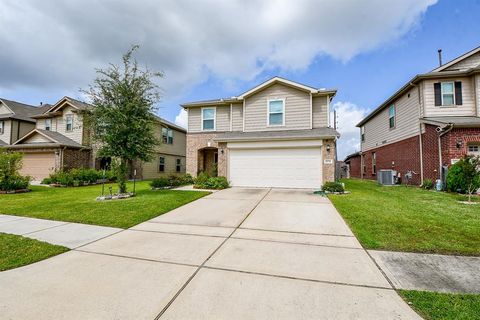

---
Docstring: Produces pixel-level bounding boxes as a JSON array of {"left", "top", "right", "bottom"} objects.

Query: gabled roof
[
  {"left": 154, "top": 115, "right": 186, "bottom": 133},
  {"left": 344, "top": 152, "right": 361, "bottom": 162},
  {"left": 431, "top": 46, "right": 480, "bottom": 72},
  {"left": 181, "top": 76, "right": 336, "bottom": 108},
  {"left": 12, "top": 129, "right": 84, "bottom": 148},
  {"left": 44, "top": 96, "right": 92, "bottom": 114},
  {"left": 0, "top": 98, "right": 47, "bottom": 122}
]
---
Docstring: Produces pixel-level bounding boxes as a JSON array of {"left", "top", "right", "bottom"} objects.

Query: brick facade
[
  {"left": 62, "top": 148, "right": 92, "bottom": 170},
  {"left": 322, "top": 139, "right": 336, "bottom": 183},
  {"left": 440, "top": 127, "right": 480, "bottom": 165},
  {"left": 186, "top": 133, "right": 227, "bottom": 177},
  {"left": 345, "top": 155, "right": 361, "bottom": 178}
]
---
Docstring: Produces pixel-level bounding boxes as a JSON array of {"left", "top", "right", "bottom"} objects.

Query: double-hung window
[
  {"left": 268, "top": 99, "right": 284, "bottom": 126},
  {"left": 45, "top": 118, "right": 52, "bottom": 131},
  {"left": 159, "top": 156, "right": 165, "bottom": 172},
  {"left": 441, "top": 82, "right": 455, "bottom": 106},
  {"left": 388, "top": 105, "right": 395, "bottom": 129},
  {"left": 176, "top": 159, "right": 181, "bottom": 172},
  {"left": 162, "top": 127, "right": 174, "bottom": 144},
  {"left": 202, "top": 108, "right": 215, "bottom": 131},
  {"left": 468, "top": 145, "right": 480, "bottom": 156},
  {"left": 0, "top": 121, "right": 4, "bottom": 134},
  {"left": 361, "top": 126, "right": 365, "bottom": 142},
  {"left": 65, "top": 115, "right": 73, "bottom": 132}
]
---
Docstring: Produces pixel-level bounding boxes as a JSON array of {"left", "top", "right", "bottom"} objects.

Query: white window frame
[
  {"left": 201, "top": 107, "right": 216, "bottom": 131},
  {"left": 65, "top": 114, "right": 74, "bottom": 132},
  {"left": 267, "top": 98, "right": 285, "bottom": 127},
  {"left": 0, "top": 120, "right": 4, "bottom": 134},
  {"left": 361, "top": 126, "right": 365, "bottom": 142},
  {"left": 388, "top": 105, "right": 395, "bottom": 129},
  {"left": 45, "top": 118, "right": 52, "bottom": 131},
  {"left": 468, "top": 144, "right": 480, "bottom": 155},
  {"left": 441, "top": 81, "right": 455, "bottom": 106}
]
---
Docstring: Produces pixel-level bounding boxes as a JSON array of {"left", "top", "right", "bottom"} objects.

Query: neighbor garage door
[
  {"left": 229, "top": 147, "right": 322, "bottom": 188},
  {"left": 20, "top": 152, "right": 56, "bottom": 181}
]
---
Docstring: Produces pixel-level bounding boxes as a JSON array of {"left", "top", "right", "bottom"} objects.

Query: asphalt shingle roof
[{"left": 214, "top": 128, "right": 340, "bottom": 142}]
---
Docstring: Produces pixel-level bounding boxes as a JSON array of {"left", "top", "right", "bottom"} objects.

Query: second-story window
[
  {"left": 202, "top": 108, "right": 215, "bottom": 131},
  {"left": 162, "top": 127, "right": 174, "bottom": 144},
  {"left": 45, "top": 118, "right": 52, "bottom": 131},
  {"left": 66, "top": 115, "right": 73, "bottom": 132},
  {"left": 361, "top": 126, "right": 365, "bottom": 142},
  {"left": 388, "top": 105, "right": 395, "bottom": 129},
  {"left": 0, "top": 121, "right": 4, "bottom": 134},
  {"left": 441, "top": 82, "right": 455, "bottom": 106},
  {"left": 268, "top": 99, "right": 284, "bottom": 126}
]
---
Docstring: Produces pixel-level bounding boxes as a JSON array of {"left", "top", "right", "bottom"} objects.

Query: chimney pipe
[
  {"left": 40, "top": 102, "right": 43, "bottom": 106},
  {"left": 438, "top": 49, "right": 443, "bottom": 67}
]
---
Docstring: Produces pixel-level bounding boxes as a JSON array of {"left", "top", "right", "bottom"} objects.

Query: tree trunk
[{"left": 117, "top": 158, "right": 128, "bottom": 194}]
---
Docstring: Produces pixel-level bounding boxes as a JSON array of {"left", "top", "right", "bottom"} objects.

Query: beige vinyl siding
[
  {"left": 141, "top": 154, "right": 186, "bottom": 179},
  {"left": 231, "top": 103, "right": 243, "bottom": 131},
  {"left": 39, "top": 106, "right": 84, "bottom": 144},
  {"left": 362, "top": 88, "right": 420, "bottom": 151},
  {"left": 152, "top": 122, "right": 186, "bottom": 157},
  {"left": 10, "top": 120, "right": 35, "bottom": 143},
  {"left": 0, "top": 120, "right": 12, "bottom": 144},
  {"left": 36, "top": 118, "right": 57, "bottom": 131},
  {"left": 445, "top": 52, "right": 480, "bottom": 71},
  {"left": 216, "top": 106, "right": 230, "bottom": 131},
  {"left": 423, "top": 77, "right": 476, "bottom": 117},
  {"left": 0, "top": 103, "right": 13, "bottom": 114},
  {"left": 312, "top": 96, "right": 328, "bottom": 128},
  {"left": 476, "top": 74, "right": 480, "bottom": 117},
  {"left": 187, "top": 108, "right": 202, "bottom": 133},
  {"left": 24, "top": 133, "right": 52, "bottom": 143},
  {"left": 244, "top": 83, "right": 310, "bottom": 132}
]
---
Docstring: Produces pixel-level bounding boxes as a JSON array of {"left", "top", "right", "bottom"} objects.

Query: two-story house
[
  {"left": 182, "top": 77, "right": 339, "bottom": 188},
  {"left": 353, "top": 46, "right": 480, "bottom": 185},
  {"left": 7, "top": 96, "right": 186, "bottom": 180},
  {"left": 0, "top": 98, "right": 48, "bottom": 146}
]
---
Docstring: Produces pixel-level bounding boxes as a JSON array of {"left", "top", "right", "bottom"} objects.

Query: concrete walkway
[
  {"left": 0, "top": 188, "right": 420, "bottom": 319},
  {"left": 370, "top": 250, "right": 480, "bottom": 294},
  {"left": 0, "top": 214, "right": 121, "bottom": 249}
]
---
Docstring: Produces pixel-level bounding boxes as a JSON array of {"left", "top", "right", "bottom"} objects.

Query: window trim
[
  {"left": 65, "top": 114, "right": 74, "bottom": 132},
  {"left": 440, "top": 81, "right": 455, "bottom": 107},
  {"left": 176, "top": 158, "right": 181, "bottom": 172},
  {"left": 267, "top": 98, "right": 285, "bottom": 127},
  {"left": 201, "top": 107, "right": 216, "bottom": 131},
  {"left": 167, "top": 128, "right": 173, "bottom": 144},
  {"left": 361, "top": 126, "right": 365, "bottom": 142},
  {"left": 0, "top": 120, "right": 4, "bottom": 134},
  {"left": 468, "top": 144, "right": 480, "bottom": 155},
  {"left": 45, "top": 118, "right": 52, "bottom": 131},
  {"left": 158, "top": 156, "right": 165, "bottom": 172},
  {"left": 372, "top": 152, "right": 376, "bottom": 175},
  {"left": 388, "top": 105, "right": 396, "bottom": 129}
]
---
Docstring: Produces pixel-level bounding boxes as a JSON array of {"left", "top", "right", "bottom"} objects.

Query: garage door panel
[
  {"left": 20, "top": 153, "right": 56, "bottom": 181},
  {"left": 229, "top": 148, "right": 322, "bottom": 189}
]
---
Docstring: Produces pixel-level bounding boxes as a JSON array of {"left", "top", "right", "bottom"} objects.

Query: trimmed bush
[
  {"left": 150, "top": 174, "right": 196, "bottom": 189},
  {"left": 42, "top": 168, "right": 114, "bottom": 186},
  {"left": 421, "top": 179, "right": 434, "bottom": 190},
  {"left": 446, "top": 156, "right": 480, "bottom": 195},
  {"left": 0, "top": 150, "right": 30, "bottom": 191},
  {"left": 194, "top": 176, "right": 229, "bottom": 190},
  {"left": 322, "top": 182, "right": 344, "bottom": 193},
  {"left": 150, "top": 177, "right": 170, "bottom": 188}
]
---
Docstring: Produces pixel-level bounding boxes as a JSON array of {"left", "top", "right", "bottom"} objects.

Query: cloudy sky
[{"left": 1, "top": 0, "right": 479, "bottom": 159}]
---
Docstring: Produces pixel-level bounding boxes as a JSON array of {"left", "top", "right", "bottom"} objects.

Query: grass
[
  {"left": 399, "top": 290, "right": 480, "bottom": 320},
  {"left": 0, "top": 233, "right": 68, "bottom": 271},
  {"left": 328, "top": 179, "right": 480, "bottom": 255},
  {"left": 0, "top": 181, "right": 209, "bottom": 228}
]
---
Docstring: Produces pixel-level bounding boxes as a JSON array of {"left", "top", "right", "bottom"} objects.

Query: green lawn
[
  {"left": 399, "top": 290, "right": 480, "bottom": 320},
  {"left": 0, "top": 181, "right": 209, "bottom": 228},
  {"left": 0, "top": 233, "right": 68, "bottom": 271},
  {"left": 328, "top": 179, "right": 480, "bottom": 255}
]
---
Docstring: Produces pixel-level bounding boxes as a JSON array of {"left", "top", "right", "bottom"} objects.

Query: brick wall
[
  {"left": 322, "top": 139, "right": 336, "bottom": 183},
  {"left": 62, "top": 148, "right": 92, "bottom": 170},
  {"left": 346, "top": 155, "right": 361, "bottom": 178},
  {"left": 186, "top": 133, "right": 227, "bottom": 177},
  {"left": 441, "top": 127, "right": 480, "bottom": 165},
  {"left": 362, "top": 135, "right": 422, "bottom": 185}
]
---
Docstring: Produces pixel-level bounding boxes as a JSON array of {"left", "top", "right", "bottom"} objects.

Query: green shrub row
[
  {"left": 194, "top": 172, "right": 229, "bottom": 190},
  {"left": 321, "top": 181, "right": 344, "bottom": 193},
  {"left": 150, "top": 174, "right": 195, "bottom": 189},
  {"left": 0, "top": 150, "right": 30, "bottom": 191},
  {"left": 42, "top": 168, "right": 116, "bottom": 186}
]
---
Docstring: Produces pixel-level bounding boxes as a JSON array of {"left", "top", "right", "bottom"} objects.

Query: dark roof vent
[{"left": 438, "top": 49, "right": 443, "bottom": 67}]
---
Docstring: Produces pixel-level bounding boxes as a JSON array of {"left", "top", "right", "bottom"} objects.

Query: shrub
[
  {"left": 0, "top": 150, "right": 30, "bottom": 191},
  {"left": 150, "top": 177, "right": 170, "bottom": 188},
  {"left": 194, "top": 176, "right": 229, "bottom": 190},
  {"left": 150, "top": 174, "right": 196, "bottom": 189},
  {"left": 44, "top": 168, "right": 114, "bottom": 186},
  {"left": 421, "top": 179, "right": 434, "bottom": 190},
  {"left": 321, "top": 182, "right": 344, "bottom": 193},
  {"left": 446, "top": 156, "right": 480, "bottom": 200}
]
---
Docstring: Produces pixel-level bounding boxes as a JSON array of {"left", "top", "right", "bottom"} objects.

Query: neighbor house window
[
  {"left": 361, "top": 126, "right": 365, "bottom": 142},
  {"left": 0, "top": 121, "right": 4, "bottom": 134},
  {"left": 441, "top": 82, "right": 455, "bottom": 106},
  {"left": 468, "top": 145, "right": 480, "bottom": 156},
  {"left": 388, "top": 105, "right": 395, "bottom": 129},
  {"left": 361, "top": 154, "right": 366, "bottom": 177},
  {"left": 268, "top": 99, "right": 284, "bottom": 126},
  {"left": 66, "top": 115, "right": 73, "bottom": 131},
  {"left": 167, "top": 128, "right": 173, "bottom": 144},
  {"left": 202, "top": 107, "right": 216, "bottom": 131},
  {"left": 176, "top": 158, "right": 181, "bottom": 172},
  {"left": 45, "top": 118, "right": 52, "bottom": 131},
  {"left": 372, "top": 152, "right": 376, "bottom": 175},
  {"left": 159, "top": 156, "right": 165, "bottom": 172}
]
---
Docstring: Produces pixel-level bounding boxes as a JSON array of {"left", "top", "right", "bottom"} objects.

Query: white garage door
[
  {"left": 229, "top": 147, "right": 322, "bottom": 188},
  {"left": 20, "top": 153, "right": 56, "bottom": 181}
]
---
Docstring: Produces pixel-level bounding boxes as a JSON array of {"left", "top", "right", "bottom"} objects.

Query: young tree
[
  {"left": 446, "top": 155, "right": 480, "bottom": 202},
  {"left": 84, "top": 46, "right": 163, "bottom": 193}
]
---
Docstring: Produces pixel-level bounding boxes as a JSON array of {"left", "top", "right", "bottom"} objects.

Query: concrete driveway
[{"left": 0, "top": 188, "right": 420, "bottom": 319}]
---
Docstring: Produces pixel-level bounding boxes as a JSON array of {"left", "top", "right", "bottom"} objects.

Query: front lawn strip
[
  {"left": 0, "top": 233, "right": 69, "bottom": 271},
  {"left": 328, "top": 179, "right": 480, "bottom": 255},
  {"left": 399, "top": 290, "right": 480, "bottom": 320},
  {"left": 0, "top": 181, "right": 210, "bottom": 229}
]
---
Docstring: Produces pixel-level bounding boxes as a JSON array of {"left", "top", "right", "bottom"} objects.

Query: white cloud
[
  {"left": 332, "top": 101, "right": 369, "bottom": 160},
  {"left": 0, "top": 0, "right": 437, "bottom": 101},
  {"left": 175, "top": 109, "right": 188, "bottom": 128}
]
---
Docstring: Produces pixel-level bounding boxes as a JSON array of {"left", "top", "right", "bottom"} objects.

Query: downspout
[
  {"left": 419, "top": 123, "right": 424, "bottom": 185},
  {"left": 437, "top": 123, "right": 454, "bottom": 183}
]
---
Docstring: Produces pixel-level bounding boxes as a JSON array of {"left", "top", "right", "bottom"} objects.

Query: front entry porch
[{"left": 197, "top": 147, "right": 218, "bottom": 176}]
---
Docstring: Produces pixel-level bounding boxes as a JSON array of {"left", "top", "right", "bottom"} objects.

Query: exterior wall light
[
  {"left": 326, "top": 144, "right": 331, "bottom": 152},
  {"left": 456, "top": 139, "right": 463, "bottom": 149}
]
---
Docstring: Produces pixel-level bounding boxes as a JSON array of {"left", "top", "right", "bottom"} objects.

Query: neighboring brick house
[
  {"left": 182, "top": 77, "right": 340, "bottom": 188},
  {"left": 344, "top": 152, "right": 361, "bottom": 179},
  {"left": 4, "top": 96, "right": 186, "bottom": 180},
  {"left": 352, "top": 46, "right": 480, "bottom": 185}
]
